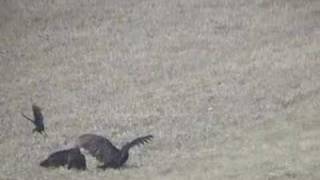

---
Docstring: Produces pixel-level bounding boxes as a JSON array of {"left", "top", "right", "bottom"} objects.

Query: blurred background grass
[{"left": 0, "top": 0, "right": 320, "bottom": 179}]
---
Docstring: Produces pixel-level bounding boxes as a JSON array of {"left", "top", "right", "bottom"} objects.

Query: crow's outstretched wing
[
  {"left": 21, "top": 113, "right": 35, "bottom": 125},
  {"left": 77, "top": 134, "right": 119, "bottom": 162}
]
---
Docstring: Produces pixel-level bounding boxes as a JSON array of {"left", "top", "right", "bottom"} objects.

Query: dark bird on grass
[
  {"left": 77, "top": 134, "right": 153, "bottom": 169},
  {"left": 21, "top": 104, "right": 47, "bottom": 136},
  {"left": 40, "top": 147, "right": 87, "bottom": 170}
]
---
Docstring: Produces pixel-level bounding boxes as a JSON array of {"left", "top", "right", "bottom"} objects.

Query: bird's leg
[
  {"left": 67, "top": 162, "right": 73, "bottom": 169},
  {"left": 32, "top": 128, "right": 37, "bottom": 133},
  {"left": 38, "top": 130, "right": 48, "bottom": 137},
  {"left": 97, "top": 163, "right": 110, "bottom": 169},
  {"left": 42, "top": 131, "right": 48, "bottom": 137}
]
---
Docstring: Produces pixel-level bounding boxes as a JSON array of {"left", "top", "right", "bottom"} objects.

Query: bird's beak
[{"left": 40, "top": 159, "right": 50, "bottom": 167}]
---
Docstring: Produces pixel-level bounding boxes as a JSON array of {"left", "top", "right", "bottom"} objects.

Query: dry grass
[{"left": 1, "top": 0, "right": 320, "bottom": 179}]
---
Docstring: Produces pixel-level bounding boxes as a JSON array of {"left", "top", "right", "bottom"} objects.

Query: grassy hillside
[{"left": 1, "top": 0, "right": 320, "bottom": 179}]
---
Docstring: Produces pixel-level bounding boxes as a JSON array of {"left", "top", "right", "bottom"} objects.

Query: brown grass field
[{"left": 1, "top": 0, "right": 320, "bottom": 179}]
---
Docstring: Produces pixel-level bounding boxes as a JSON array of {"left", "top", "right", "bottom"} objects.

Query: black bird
[
  {"left": 22, "top": 104, "right": 47, "bottom": 136},
  {"left": 77, "top": 134, "right": 153, "bottom": 169},
  {"left": 40, "top": 147, "right": 87, "bottom": 170}
]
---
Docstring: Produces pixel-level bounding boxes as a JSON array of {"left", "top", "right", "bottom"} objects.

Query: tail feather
[{"left": 121, "top": 135, "right": 153, "bottom": 153}]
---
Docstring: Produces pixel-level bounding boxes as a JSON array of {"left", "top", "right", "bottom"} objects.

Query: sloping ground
[{"left": 0, "top": 0, "right": 320, "bottom": 179}]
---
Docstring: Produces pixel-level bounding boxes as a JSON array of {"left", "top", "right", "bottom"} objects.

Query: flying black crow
[
  {"left": 22, "top": 104, "right": 47, "bottom": 136},
  {"left": 77, "top": 134, "right": 153, "bottom": 169}
]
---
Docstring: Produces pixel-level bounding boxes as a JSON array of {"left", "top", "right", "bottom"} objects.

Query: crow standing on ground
[
  {"left": 40, "top": 147, "right": 87, "bottom": 170},
  {"left": 77, "top": 134, "right": 153, "bottom": 169},
  {"left": 21, "top": 104, "right": 47, "bottom": 136}
]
